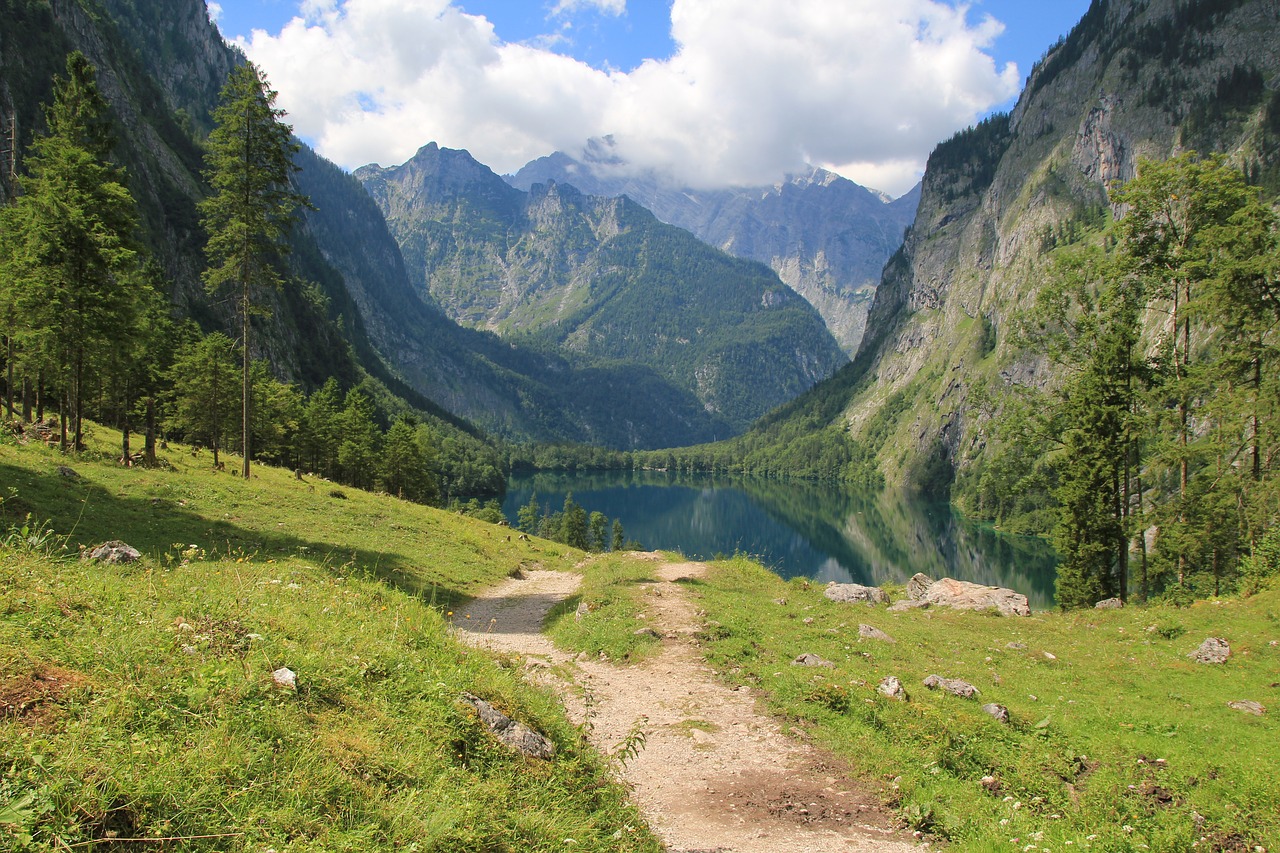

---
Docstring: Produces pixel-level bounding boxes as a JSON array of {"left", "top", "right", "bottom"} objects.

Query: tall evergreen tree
[
  {"left": 168, "top": 333, "right": 239, "bottom": 468},
  {"left": 1, "top": 52, "right": 142, "bottom": 450},
  {"left": 200, "top": 62, "right": 306, "bottom": 478}
]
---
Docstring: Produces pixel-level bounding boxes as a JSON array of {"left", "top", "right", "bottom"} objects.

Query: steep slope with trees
[
  {"left": 358, "top": 144, "right": 848, "bottom": 432},
  {"left": 509, "top": 146, "right": 920, "bottom": 355}
]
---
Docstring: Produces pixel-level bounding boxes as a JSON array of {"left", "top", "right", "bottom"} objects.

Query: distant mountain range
[
  {"left": 355, "top": 143, "right": 848, "bottom": 434},
  {"left": 507, "top": 141, "right": 920, "bottom": 354}
]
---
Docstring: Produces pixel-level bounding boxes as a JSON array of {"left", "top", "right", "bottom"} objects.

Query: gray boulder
[
  {"left": 1190, "top": 637, "right": 1230, "bottom": 664},
  {"left": 824, "top": 583, "right": 889, "bottom": 605},
  {"left": 923, "top": 674, "right": 980, "bottom": 699},
  {"left": 1227, "top": 700, "right": 1265, "bottom": 716},
  {"left": 858, "top": 624, "right": 895, "bottom": 643},
  {"left": 877, "top": 676, "right": 908, "bottom": 700},
  {"left": 460, "top": 693, "right": 555, "bottom": 759},
  {"left": 84, "top": 540, "right": 141, "bottom": 564},
  {"left": 791, "top": 653, "right": 835, "bottom": 668},
  {"left": 888, "top": 599, "right": 929, "bottom": 612},
  {"left": 920, "top": 577, "right": 1030, "bottom": 617},
  {"left": 1095, "top": 597, "right": 1124, "bottom": 610},
  {"left": 981, "top": 703, "right": 1010, "bottom": 724},
  {"left": 907, "top": 573, "right": 934, "bottom": 600}
]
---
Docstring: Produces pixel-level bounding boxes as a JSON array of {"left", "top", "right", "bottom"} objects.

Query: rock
[
  {"left": 271, "top": 667, "right": 297, "bottom": 689},
  {"left": 1006, "top": 642, "right": 1027, "bottom": 650},
  {"left": 633, "top": 627, "right": 661, "bottom": 639},
  {"left": 980, "top": 774, "right": 1000, "bottom": 791},
  {"left": 84, "top": 540, "right": 141, "bottom": 564},
  {"left": 791, "top": 653, "right": 835, "bottom": 668},
  {"left": 981, "top": 703, "right": 1010, "bottom": 724},
  {"left": 823, "top": 583, "right": 889, "bottom": 605},
  {"left": 888, "top": 599, "right": 929, "bottom": 612},
  {"left": 922, "top": 674, "right": 980, "bottom": 698},
  {"left": 460, "top": 692, "right": 555, "bottom": 760},
  {"left": 56, "top": 465, "right": 80, "bottom": 479},
  {"left": 920, "top": 577, "right": 1030, "bottom": 617},
  {"left": 877, "top": 676, "right": 908, "bottom": 700},
  {"left": 1227, "top": 700, "right": 1265, "bottom": 716},
  {"left": 858, "top": 624, "right": 895, "bottom": 643},
  {"left": 1190, "top": 637, "right": 1230, "bottom": 664},
  {"left": 907, "top": 572, "right": 934, "bottom": 600},
  {"left": 574, "top": 602, "right": 590, "bottom": 622},
  {"left": 1095, "top": 597, "right": 1124, "bottom": 609}
]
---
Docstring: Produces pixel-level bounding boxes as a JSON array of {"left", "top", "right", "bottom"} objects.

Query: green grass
[
  {"left": 690, "top": 557, "right": 1280, "bottom": 851},
  {"left": 544, "top": 553, "right": 663, "bottom": 663},
  {"left": 0, "top": 428, "right": 660, "bottom": 852}
]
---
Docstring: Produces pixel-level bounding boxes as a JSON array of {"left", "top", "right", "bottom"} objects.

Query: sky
[{"left": 208, "top": 0, "right": 1092, "bottom": 197}]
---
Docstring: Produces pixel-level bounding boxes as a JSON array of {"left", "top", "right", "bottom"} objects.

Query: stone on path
[
  {"left": 823, "top": 583, "right": 889, "bottom": 605},
  {"left": 922, "top": 674, "right": 980, "bottom": 699},
  {"left": 1189, "top": 637, "right": 1231, "bottom": 664},
  {"left": 460, "top": 692, "right": 555, "bottom": 759}
]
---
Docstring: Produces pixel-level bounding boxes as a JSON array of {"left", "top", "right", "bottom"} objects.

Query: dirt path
[{"left": 456, "top": 556, "right": 919, "bottom": 853}]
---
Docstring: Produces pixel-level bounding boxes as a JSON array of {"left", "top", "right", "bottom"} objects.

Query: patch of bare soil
[
  {"left": 0, "top": 666, "right": 86, "bottom": 725},
  {"left": 456, "top": 557, "right": 919, "bottom": 853}
]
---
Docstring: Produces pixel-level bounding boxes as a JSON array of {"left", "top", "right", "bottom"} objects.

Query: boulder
[
  {"left": 907, "top": 572, "right": 934, "bottom": 600},
  {"left": 981, "top": 703, "right": 1010, "bottom": 724},
  {"left": 922, "top": 674, "right": 980, "bottom": 699},
  {"left": 1095, "top": 597, "right": 1124, "bottom": 609},
  {"left": 460, "top": 692, "right": 555, "bottom": 759},
  {"left": 1227, "top": 700, "right": 1265, "bottom": 716},
  {"left": 823, "top": 583, "right": 889, "bottom": 605},
  {"left": 1189, "top": 637, "right": 1230, "bottom": 664},
  {"left": 888, "top": 599, "right": 929, "bottom": 612},
  {"left": 858, "top": 624, "right": 895, "bottom": 644},
  {"left": 271, "top": 667, "right": 297, "bottom": 689},
  {"left": 791, "top": 653, "right": 835, "bottom": 668},
  {"left": 877, "top": 676, "right": 908, "bottom": 701},
  {"left": 920, "top": 577, "right": 1030, "bottom": 617},
  {"left": 84, "top": 540, "right": 141, "bottom": 564}
]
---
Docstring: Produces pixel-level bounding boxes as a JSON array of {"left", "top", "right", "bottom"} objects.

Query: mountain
[
  {"left": 740, "top": 0, "right": 1280, "bottom": 490},
  {"left": 356, "top": 144, "right": 848, "bottom": 432},
  {"left": 507, "top": 143, "right": 921, "bottom": 355},
  {"left": 0, "top": 0, "right": 756, "bottom": 450}
]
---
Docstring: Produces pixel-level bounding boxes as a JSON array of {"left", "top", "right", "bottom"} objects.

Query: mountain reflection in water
[{"left": 503, "top": 470, "right": 1057, "bottom": 609}]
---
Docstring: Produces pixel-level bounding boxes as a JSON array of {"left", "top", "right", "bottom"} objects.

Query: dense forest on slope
[{"left": 357, "top": 144, "right": 847, "bottom": 433}]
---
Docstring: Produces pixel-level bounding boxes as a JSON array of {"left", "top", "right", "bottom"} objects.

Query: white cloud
[
  {"left": 551, "top": 0, "right": 626, "bottom": 17},
  {"left": 239, "top": 0, "right": 1019, "bottom": 196},
  {"left": 207, "top": 1, "right": 222, "bottom": 21}
]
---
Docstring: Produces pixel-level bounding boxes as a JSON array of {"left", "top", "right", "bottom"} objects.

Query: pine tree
[
  {"left": 337, "top": 388, "right": 381, "bottom": 490},
  {"left": 200, "top": 62, "right": 307, "bottom": 478},
  {"left": 1, "top": 52, "right": 142, "bottom": 450},
  {"left": 168, "top": 333, "right": 240, "bottom": 467}
]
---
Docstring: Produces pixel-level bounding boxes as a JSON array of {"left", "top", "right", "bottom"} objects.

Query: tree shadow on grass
[{"left": 0, "top": 460, "right": 476, "bottom": 607}]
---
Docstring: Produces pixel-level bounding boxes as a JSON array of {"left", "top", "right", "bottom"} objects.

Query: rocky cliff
[
  {"left": 847, "top": 0, "right": 1280, "bottom": 487},
  {"left": 508, "top": 145, "right": 920, "bottom": 355}
]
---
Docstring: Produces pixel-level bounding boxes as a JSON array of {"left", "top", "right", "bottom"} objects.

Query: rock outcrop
[
  {"left": 919, "top": 577, "right": 1030, "bottom": 617},
  {"left": 824, "top": 583, "right": 890, "bottom": 605}
]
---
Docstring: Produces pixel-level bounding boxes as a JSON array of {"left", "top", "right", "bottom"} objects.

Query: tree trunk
[
  {"left": 144, "top": 397, "right": 157, "bottom": 465},
  {"left": 4, "top": 334, "right": 13, "bottom": 419},
  {"left": 22, "top": 374, "right": 32, "bottom": 422}
]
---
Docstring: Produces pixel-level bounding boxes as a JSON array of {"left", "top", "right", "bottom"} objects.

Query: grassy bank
[
  {"left": 1, "top": 430, "right": 659, "bottom": 851},
  {"left": 558, "top": 554, "right": 1279, "bottom": 851}
]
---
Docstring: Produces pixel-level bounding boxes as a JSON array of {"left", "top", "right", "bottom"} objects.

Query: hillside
[
  {"left": 357, "top": 144, "right": 848, "bottom": 432},
  {"left": 508, "top": 145, "right": 921, "bottom": 355}
]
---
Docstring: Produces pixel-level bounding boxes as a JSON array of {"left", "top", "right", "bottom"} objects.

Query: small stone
[
  {"left": 460, "top": 692, "right": 555, "bottom": 759},
  {"left": 791, "top": 653, "right": 835, "bottom": 668},
  {"left": 858, "top": 624, "right": 895, "bottom": 643},
  {"left": 877, "top": 676, "right": 908, "bottom": 700},
  {"left": 272, "top": 667, "right": 297, "bottom": 689},
  {"left": 574, "top": 602, "right": 590, "bottom": 622},
  {"left": 1006, "top": 642, "right": 1027, "bottom": 650},
  {"left": 1190, "top": 637, "right": 1230, "bottom": 664},
  {"left": 982, "top": 703, "right": 1011, "bottom": 724},
  {"left": 980, "top": 774, "right": 1000, "bottom": 791},
  {"left": 1095, "top": 597, "right": 1124, "bottom": 609},
  {"left": 802, "top": 617, "right": 814, "bottom": 625},
  {"left": 1227, "top": 700, "right": 1265, "bottom": 716},
  {"left": 56, "top": 465, "right": 80, "bottom": 479},
  {"left": 84, "top": 540, "right": 142, "bottom": 564},
  {"left": 922, "top": 674, "right": 980, "bottom": 698},
  {"left": 773, "top": 598, "right": 788, "bottom": 606},
  {"left": 1043, "top": 651, "right": 1057, "bottom": 660},
  {"left": 633, "top": 627, "right": 661, "bottom": 639}
]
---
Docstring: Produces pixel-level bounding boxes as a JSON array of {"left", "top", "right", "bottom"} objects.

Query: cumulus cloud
[
  {"left": 238, "top": 0, "right": 1019, "bottom": 196},
  {"left": 551, "top": 0, "right": 626, "bottom": 16}
]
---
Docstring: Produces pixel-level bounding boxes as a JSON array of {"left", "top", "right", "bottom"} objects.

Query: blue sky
[{"left": 209, "top": 0, "right": 1092, "bottom": 195}]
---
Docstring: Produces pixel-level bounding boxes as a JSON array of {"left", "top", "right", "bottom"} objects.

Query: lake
[{"left": 502, "top": 470, "right": 1059, "bottom": 609}]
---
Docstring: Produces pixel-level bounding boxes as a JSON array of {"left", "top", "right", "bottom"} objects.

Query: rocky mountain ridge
[{"left": 508, "top": 143, "right": 920, "bottom": 354}]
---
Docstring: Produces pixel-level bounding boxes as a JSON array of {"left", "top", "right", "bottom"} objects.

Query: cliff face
[
  {"left": 359, "top": 143, "right": 849, "bottom": 432},
  {"left": 848, "top": 0, "right": 1280, "bottom": 486},
  {"left": 509, "top": 148, "right": 920, "bottom": 355}
]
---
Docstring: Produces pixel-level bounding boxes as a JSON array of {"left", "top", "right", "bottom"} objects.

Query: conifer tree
[
  {"left": 200, "top": 62, "right": 306, "bottom": 478},
  {"left": 168, "top": 333, "right": 239, "bottom": 468}
]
